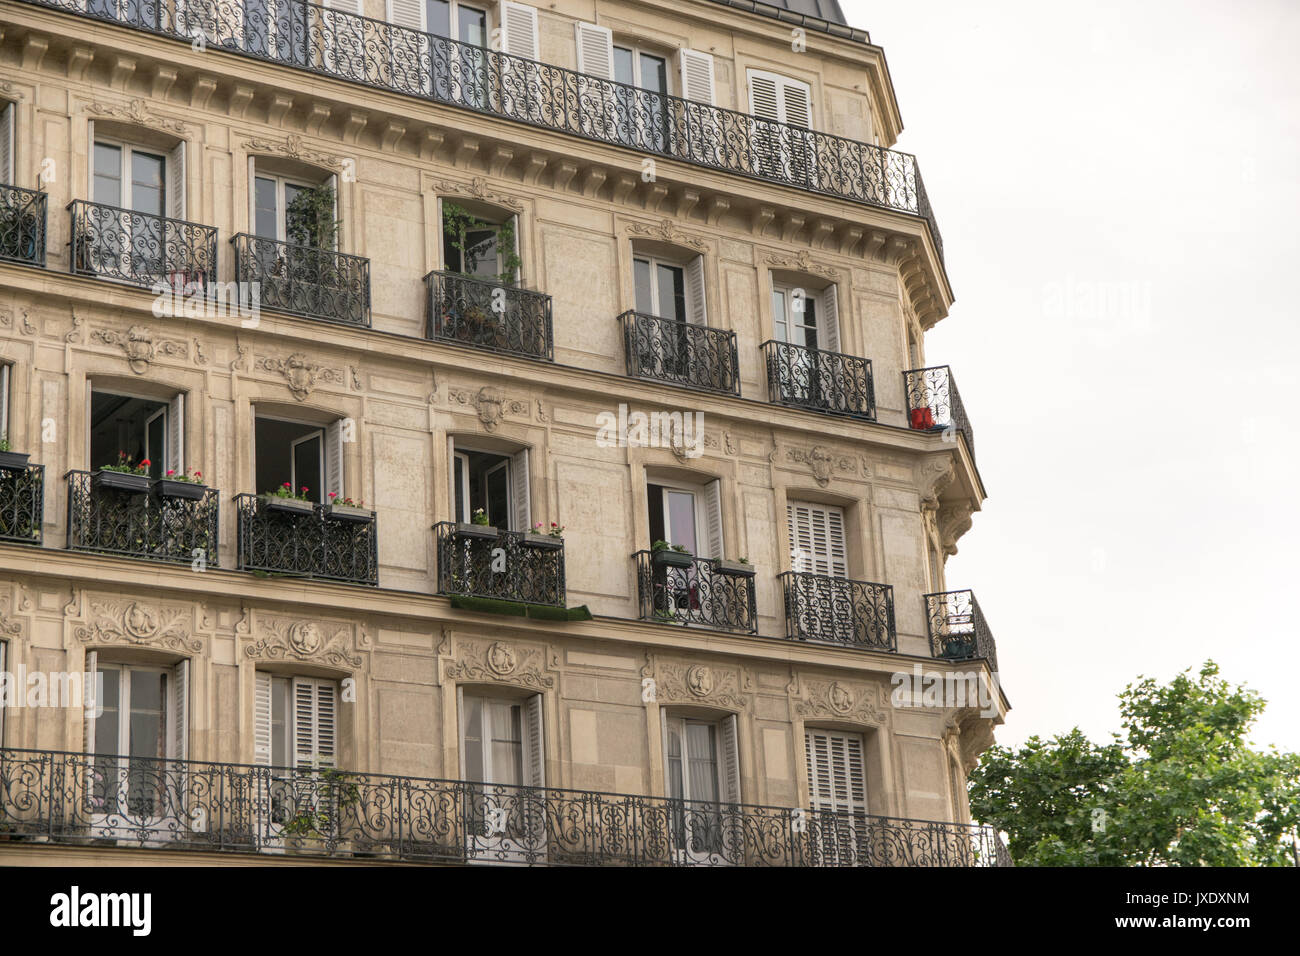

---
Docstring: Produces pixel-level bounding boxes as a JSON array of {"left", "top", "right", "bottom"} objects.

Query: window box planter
[
  {"left": 456, "top": 522, "right": 499, "bottom": 541},
  {"left": 715, "top": 559, "right": 756, "bottom": 577},
  {"left": 909, "top": 407, "right": 936, "bottom": 430},
  {"left": 0, "top": 451, "right": 31, "bottom": 469},
  {"left": 652, "top": 548, "right": 694, "bottom": 570},
  {"left": 523, "top": 533, "right": 564, "bottom": 551},
  {"left": 325, "top": 504, "right": 374, "bottom": 524},
  {"left": 263, "top": 495, "right": 316, "bottom": 516},
  {"left": 93, "top": 470, "right": 150, "bottom": 494},
  {"left": 942, "top": 638, "right": 973, "bottom": 658},
  {"left": 156, "top": 479, "right": 208, "bottom": 501}
]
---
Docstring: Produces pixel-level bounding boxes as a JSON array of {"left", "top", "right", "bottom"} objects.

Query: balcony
[
  {"left": 433, "top": 522, "right": 565, "bottom": 608},
  {"left": 619, "top": 311, "right": 740, "bottom": 396},
  {"left": 779, "top": 571, "right": 897, "bottom": 651},
  {"left": 0, "top": 183, "right": 47, "bottom": 267},
  {"left": 763, "top": 340, "right": 876, "bottom": 420},
  {"left": 65, "top": 470, "right": 219, "bottom": 566},
  {"left": 904, "top": 365, "right": 975, "bottom": 459},
  {"left": 633, "top": 551, "right": 758, "bottom": 634},
  {"left": 68, "top": 199, "right": 217, "bottom": 290},
  {"left": 11, "top": 0, "right": 943, "bottom": 261},
  {"left": 231, "top": 233, "right": 370, "bottom": 327},
  {"left": 925, "top": 589, "right": 998, "bottom": 674},
  {"left": 424, "top": 270, "right": 553, "bottom": 361},
  {"left": 0, "top": 748, "right": 1010, "bottom": 866},
  {"left": 235, "top": 494, "right": 377, "bottom": 585},
  {"left": 0, "top": 459, "right": 44, "bottom": 544}
]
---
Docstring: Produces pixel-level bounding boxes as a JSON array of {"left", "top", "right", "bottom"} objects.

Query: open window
[
  {"left": 804, "top": 727, "right": 868, "bottom": 865},
  {"left": 747, "top": 69, "right": 816, "bottom": 185},
  {"left": 89, "top": 387, "right": 185, "bottom": 480},
  {"left": 772, "top": 281, "right": 839, "bottom": 353},
  {"left": 647, "top": 476, "right": 722, "bottom": 559},
  {"left": 459, "top": 688, "right": 545, "bottom": 862},
  {"left": 254, "top": 672, "right": 339, "bottom": 845},
  {"left": 662, "top": 711, "right": 740, "bottom": 864},
  {"left": 254, "top": 413, "right": 345, "bottom": 504},
  {"left": 449, "top": 440, "right": 529, "bottom": 531},
  {"left": 440, "top": 198, "right": 520, "bottom": 285},
  {"left": 250, "top": 162, "right": 337, "bottom": 250}
]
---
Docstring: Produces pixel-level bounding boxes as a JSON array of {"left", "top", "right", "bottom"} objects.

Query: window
[
  {"left": 633, "top": 252, "right": 705, "bottom": 324},
  {"left": 0, "top": 363, "right": 10, "bottom": 443},
  {"left": 426, "top": 0, "right": 488, "bottom": 43},
  {"left": 663, "top": 712, "right": 740, "bottom": 862},
  {"left": 84, "top": 133, "right": 184, "bottom": 281},
  {"left": 450, "top": 441, "right": 530, "bottom": 531},
  {"left": 804, "top": 728, "right": 867, "bottom": 864},
  {"left": 89, "top": 389, "right": 184, "bottom": 481},
  {"left": 251, "top": 168, "right": 334, "bottom": 248},
  {"left": 747, "top": 69, "right": 815, "bottom": 184},
  {"left": 254, "top": 414, "right": 344, "bottom": 504},
  {"left": 0, "top": 640, "right": 6, "bottom": 747},
  {"left": 254, "top": 674, "right": 337, "bottom": 769},
  {"left": 647, "top": 477, "right": 722, "bottom": 558},
  {"left": 459, "top": 689, "right": 545, "bottom": 861},
  {"left": 1, "top": 100, "right": 14, "bottom": 184},
  {"left": 441, "top": 202, "right": 518, "bottom": 282},
  {"left": 772, "top": 283, "right": 839, "bottom": 352},
  {"left": 787, "top": 500, "right": 846, "bottom": 577}
]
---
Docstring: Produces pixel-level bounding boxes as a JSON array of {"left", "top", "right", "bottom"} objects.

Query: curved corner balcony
[
  {"left": 925, "top": 589, "right": 998, "bottom": 674},
  {"left": 15, "top": 0, "right": 944, "bottom": 262}
]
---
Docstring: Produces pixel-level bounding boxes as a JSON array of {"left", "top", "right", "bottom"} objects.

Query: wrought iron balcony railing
[
  {"left": 763, "top": 340, "right": 876, "bottom": 420},
  {"left": 0, "top": 748, "right": 1010, "bottom": 866},
  {"left": 68, "top": 199, "right": 217, "bottom": 290},
  {"left": 433, "top": 521, "right": 565, "bottom": 607},
  {"left": 11, "top": 0, "right": 943, "bottom": 262},
  {"left": 619, "top": 311, "right": 740, "bottom": 396},
  {"left": 235, "top": 494, "right": 378, "bottom": 585},
  {"left": 779, "top": 571, "right": 897, "bottom": 651},
  {"left": 904, "top": 365, "right": 974, "bottom": 459},
  {"left": 633, "top": 550, "right": 758, "bottom": 634},
  {"left": 0, "top": 460, "right": 44, "bottom": 544},
  {"left": 925, "top": 589, "right": 998, "bottom": 674},
  {"left": 0, "top": 183, "right": 47, "bottom": 267},
  {"left": 230, "top": 233, "right": 370, "bottom": 327},
  {"left": 65, "top": 470, "right": 219, "bottom": 566},
  {"left": 424, "top": 270, "right": 553, "bottom": 361}
]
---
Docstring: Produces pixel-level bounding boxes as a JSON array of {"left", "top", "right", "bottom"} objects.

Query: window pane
[
  {"left": 666, "top": 724, "right": 684, "bottom": 800},
  {"left": 93, "top": 143, "right": 122, "bottom": 207},
  {"left": 488, "top": 701, "right": 523, "bottom": 786},
  {"left": 613, "top": 47, "right": 634, "bottom": 86},
  {"left": 640, "top": 53, "right": 667, "bottom": 94},
  {"left": 485, "top": 461, "right": 509, "bottom": 529},
  {"left": 665, "top": 490, "right": 697, "bottom": 553},
  {"left": 458, "top": 5, "right": 486, "bottom": 46},
  {"left": 271, "top": 677, "right": 288, "bottom": 767},
  {"left": 685, "top": 722, "right": 719, "bottom": 803},
  {"left": 130, "top": 151, "right": 165, "bottom": 217},
  {"left": 254, "top": 177, "right": 278, "bottom": 239},
  {"left": 453, "top": 455, "right": 466, "bottom": 523},
  {"left": 427, "top": 0, "right": 450, "bottom": 37},
  {"left": 129, "top": 670, "right": 166, "bottom": 760},
  {"left": 657, "top": 264, "right": 685, "bottom": 321},
  {"left": 465, "top": 228, "right": 499, "bottom": 278},
  {"left": 772, "top": 290, "right": 788, "bottom": 342},
  {"left": 634, "top": 258, "right": 653, "bottom": 314},
  {"left": 463, "top": 696, "right": 484, "bottom": 782},
  {"left": 146, "top": 412, "right": 165, "bottom": 480},
  {"left": 96, "top": 667, "right": 121, "bottom": 755},
  {"left": 293, "top": 435, "right": 322, "bottom": 503}
]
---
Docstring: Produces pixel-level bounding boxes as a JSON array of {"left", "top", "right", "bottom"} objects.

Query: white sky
[{"left": 841, "top": 0, "right": 1300, "bottom": 752}]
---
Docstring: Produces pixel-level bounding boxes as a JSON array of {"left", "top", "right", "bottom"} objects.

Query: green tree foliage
[{"left": 969, "top": 662, "right": 1300, "bottom": 866}]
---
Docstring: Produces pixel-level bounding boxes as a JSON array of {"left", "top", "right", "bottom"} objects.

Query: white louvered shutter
[
  {"left": 819, "top": 285, "right": 840, "bottom": 353},
  {"left": 0, "top": 641, "right": 6, "bottom": 746},
  {"left": 703, "top": 478, "right": 724, "bottom": 559},
  {"left": 787, "top": 501, "right": 847, "bottom": 577},
  {"left": 387, "top": 0, "right": 423, "bottom": 29},
  {"left": 523, "top": 693, "right": 544, "bottom": 787},
  {"left": 166, "top": 140, "right": 186, "bottom": 221},
  {"left": 83, "top": 650, "right": 98, "bottom": 755},
  {"left": 804, "top": 729, "right": 866, "bottom": 814},
  {"left": 679, "top": 49, "right": 716, "bottom": 105},
  {"left": 254, "top": 672, "right": 273, "bottom": 766},
  {"left": 685, "top": 254, "right": 707, "bottom": 326},
  {"left": 325, "top": 418, "right": 344, "bottom": 501},
  {"left": 169, "top": 659, "right": 189, "bottom": 761},
  {"left": 0, "top": 364, "right": 10, "bottom": 441},
  {"left": 324, "top": 0, "right": 362, "bottom": 10},
  {"left": 748, "top": 72, "right": 780, "bottom": 122},
  {"left": 575, "top": 21, "right": 613, "bottom": 78},
  {"left": 167, "top": 392, "right": 185, "bottom": 475},
  {"left": 86, "top": 120, "right": 95, "bottom": 195},
  {"left": 782, "top": 80, "right": 812, "bottom": 129},
  {"left": 447, "top": 436, "right": 459, "bottom": 521},
  {"left": 293, "top": 677, "right": 337, "bottom": 769},
  {"left": 720, "top": 714, "right": 740, "bottom": 804},
  {"left": 501, "top": 2, "right": 540, "bottom": 60},
  {"left": 456, "top": 685, "right": 466, "bottom": 778},
  {"left": 0, "top": 102, "right": 14, "bottom": 184},
  {"left": 510, "top": 448, "right": 530, "bottom": 532}
]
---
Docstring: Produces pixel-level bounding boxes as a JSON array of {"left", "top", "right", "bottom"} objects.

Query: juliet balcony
[
  {"left": 231, "top": 233, "right": 371, "bottom": 327},
  {"left": 620, "top": 311, "right": 741, "bottom": 396},
  {"left": 904, "top": 365, "right": 975, "bottom": 459},
  {"left": 925, "top": 589, "right": 999, "bottom": 674},
  {"left": 0, "top": 183, "right": 47, "bottom": 267},
  {"left": 433, "top": 521, "right": 566, "bottom": 608},
  {"left": 778, "top": 571, "right": 897, "bottom": 651},
  {"left": 633, "top": 550, "right": 758, "bottom": 634},
  {"left": 763, "top": 340, "right": 876, "bottom": 420},
  {"left": 0, "top": 748, "right": 1011, "bottom": 866},
  {"left": 68, "top": 199, "right": 217, "bottom": 290},
  {"left": 11, "top": 0, "right": 943, "bottom": 262},
  {"left": 235, "top": 494, "right": 378, "bottom": 585},
  {"left": 65, "top": 470, "right": 219, "bottom": 566},
  {"left": 425, "top": 270, "right": 554, "bottom": 361},
  {"left": 0, "top": 456, "right": 44, "bottom": 545}
]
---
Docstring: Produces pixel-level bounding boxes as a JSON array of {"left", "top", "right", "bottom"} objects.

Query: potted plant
[
  {"left": 524, "top": 521, "right": 564, "bottom": 550},
  {"left": 909, "top": 406, "right": 936, "bottom": 430},
  {"left": 157, "top": 467, "right": 208, "bottom": 501},
  {"left": 716, "top": 556, "right": 756, "bottom": 577},
  {"left": 456, "top": 507, "right": 499, "bottom": 540},
  {"left": 94, "top": 452, "right": 151, "bottom": 493},
  {"left": 651, "top": 539, "right": 694, "bottom": 569},
  {"left": 942, "top": 636, "right": 972, "bottom": 659},
  {"left": 0, "top": 437, "right": 30, "bottom": 470},
  {"left": 262, "top": 482, "right": 316, "bottom": 515},
  {"left": 325, "top": 492, "right": 373, "bottom": 523}
]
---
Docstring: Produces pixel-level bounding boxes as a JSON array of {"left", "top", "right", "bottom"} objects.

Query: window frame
[{"left": 91, "top": 136, "right": 167, "bottom": 215}]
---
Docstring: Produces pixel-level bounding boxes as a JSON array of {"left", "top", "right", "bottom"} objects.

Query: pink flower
[{"left": 166, "top": 470, "right": 175, "bottom": 477}]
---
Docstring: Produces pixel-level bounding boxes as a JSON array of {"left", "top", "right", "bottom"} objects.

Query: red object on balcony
[{"left": 910, "top": 407, "right": 935, "bottom": 430}]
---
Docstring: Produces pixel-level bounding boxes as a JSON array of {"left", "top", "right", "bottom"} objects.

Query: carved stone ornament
[
  {"left": 259, "top": 352, "right": 344, "bottom": 401},
  {"left": 783, "top": 444, "right": 836, "bottom": 487},
  {"left": 919, "top": 455, "right": 956, "bottom": 510},
  {"left": 686, "top": 664, "right": 714, "bottom": 698},
  {"left": 764, "top": 249, "right": 838, "bottom": 280},
  {"left": 74, "top": 601, "right": 203, "bottom": 652},
  {"left": 447, "top": 640, "right": 554, "bottom": 689},
  {"left": 245, "top": 133, "right": 345, "bottom": 169},
  {"left": 244, "top": 616, "right": 361, "bottom": 668},
  {"left": 446, "top": 385, "right": 514, "bottom": 431},
  {"left": 938, "top": 501, "right": 976, "bottom": 556},
  {"left": 432, "top": 176, "right": 524, "bottom": 211},
  {"left": 796, "top": 678, "right": 883, "bottom": 725},
  {"left": 652, "top": 660, "right": 746, "bottom": 709},
  {"left": 93, "top": 325, "right": 185, "bottom": 374},
  {"left": 627, "top": 217, "right": 707, "bottom": 252},
  {"left": 88, "top": 98, "right": 188, "bottom": 135}
]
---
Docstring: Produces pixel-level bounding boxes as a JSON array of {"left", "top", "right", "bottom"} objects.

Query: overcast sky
[{"left": 841, "top": 0, "right": 1300, "bottom": 752}]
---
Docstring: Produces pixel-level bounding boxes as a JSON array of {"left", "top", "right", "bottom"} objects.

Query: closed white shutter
[
  {"left": 748, "top": 72, "right": 781, "bottom": 122},
  {"left": 523, "top": 693, "right": 544, "bottom": 787},
  {"left": 166, "top": 140, "right": 186, "bottom": 221},
  {"left": 253, "top": 672, "right": 273, "bottom": 766},
  {"left": 0, "top": 364, "right": 10, "bottom": 441},
  {"left": 819, "top": 285, "right": 840, "bottom": 353},
  {"left": 292, "top": 677, "right": 337, "bottom": 769},
  {"left": 679, "top": 49, "right": 716, "bottom": 105},
  {"left": 0, "top": 101, "right": 14, "bottom": 184},
  {"left": 787, "top": 501, "right": 847, "bottom": 577},
  {"left": 703, "top": 478, "right": 724, "bottom": 559},
  {"left": 720, "top": 713, "right": 740, "bottom": 804},
  {"left": 510, "top": 448, "right": 530, "bottom": 532},
  {"left": 575, "top": 22, "right": 614, "bottom": 78},
  {"left": 87, "top": 120, "right": 95, "bottom": 195},
  {"left": 169, "top": 659, "right": 189, "bottom": 761},
  {"left": 387, "top": 0, "right": 423, "bottom": 29},
  {"left": 167, "top": 392, "right": 185, "bottom": 475},
  {"left": 83, "top": 650, "right": 99, "bottom": 755},
  {"left": 500, "top": 1, "right": 540, "bottom": 60},
  {"left": 804, "top": 729, "right": 866, "bottom": 814},
  {"left": 325, "top": 418, "right": 344, "bottom": 501},
  {"left": 324, "top": 0, "right": 362, "bottom": 10},
  {"left": 782, "top": 80, "right": 812, "bottom": 129},
  {"left": 685, "top": 254, "right": 707, "bottom": 326}
]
